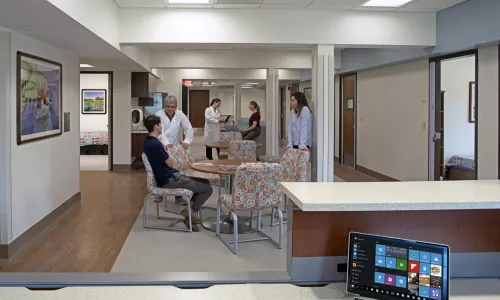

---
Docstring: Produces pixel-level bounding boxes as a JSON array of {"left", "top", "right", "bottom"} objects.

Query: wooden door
[
  {"left": 188, "top": 90, "right": 209, "bottom": 128},
  {"left": 439, "top": 91, "right": 445, "bottom": 177},
  {"left": 342, "top": 75, "right": 356, "bottom": 168}
]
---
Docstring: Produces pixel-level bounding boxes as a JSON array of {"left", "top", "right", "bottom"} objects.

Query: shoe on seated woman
[
  {"left": 183, "top": 218, "right": 200, "bottom": 232},
  {"left": 180, "top": 208, "right": 202, "bottom": 224}
]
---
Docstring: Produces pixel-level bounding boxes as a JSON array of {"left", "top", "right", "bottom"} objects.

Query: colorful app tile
[
  {"left": 386, "top": 257, "right": 396, "bottom": 269},
  {"left": 431, "top": 253, "right": 442, "bottom": 265},
  {"left": 430, "top": 287, "right": 442, "bottom": 300},
  {"left": 420, "top": 251, "right": 430, "bottom": 263},
  {"left": 408, "top": 272, "right": 419, "bottom": 285},
  {"left": 431, "top": 264, "right": 442, "bottom": 277},
  {"left": 376, "top": 244, "right": 387, "bottom": 256},
  {"left": 396, "top": 258, "right": 407, "bottom": 271},
  {"left": 375, "top": 255, "right": 386, "bottom": 267},
  {"left": 409, "top": 249, "right": 419, "bottom": 261},
  {"left": 409, "top": 261, "right": 420, "bottom": 273},
  {"left": 419, "top": 286, "right": 430, "bottom": 298},
  {"left": 408, "top": 284, "right": 419, "bottom": 296},
  {"left": 420, "top": 263, "right": 431, "bottom": 275},
  {"left": 430, "top": 276, "right": 442, "bottom": 288},
  {"left": 419, "top": 274, "right": 430, "bottom": 286},
  {"left": 385, "top": 274, "right": 396, "bottom": 286},
  {"left": 396, "top": 275, "right": 407, "bottom": 288},
  {"left": 374, "top": 272, "right": 385, "bottom": 284},
  {"left": 386, "top": 246, "right": 408, "bottom": 259}
]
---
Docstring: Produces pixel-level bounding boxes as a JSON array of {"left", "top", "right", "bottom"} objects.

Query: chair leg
[
  {"left": 270, "top": 207, "right": 275, "bottom": 227},
  {"left": 143, "top": 194, "right": 149, "bottom": 228},
  {"left": 186, "top": 196, "right": 193, "bottom": 233},
  {"left": 249, "top": 211, "right": 253, "bottom": 228},
  {"left": 156, "top": 197, "right": 160, "bottom": 219},
  {"left": 144, "top": 194, "right": 193, "bottom": 232},
  {"left": 216, "top": 197, "right": 222, "bottom": 236},
  {"left": 257, "top": 210, "right": 262, "bottom": 232},
  {"left": 231, "top": 210, "right": 239, "bottom": 254},
  {"left": 278, "top": 208, "right": 284, "bottom": 249}
]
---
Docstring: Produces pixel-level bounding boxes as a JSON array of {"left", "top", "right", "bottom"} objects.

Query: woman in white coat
[{"left": 204, "top": 98, "right": 222, "bottom": 160}]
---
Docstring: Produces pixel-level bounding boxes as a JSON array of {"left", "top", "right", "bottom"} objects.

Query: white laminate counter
[
  {"left": 280, "top": 180, "right": 500, "bottom": 212},
  {"left": 1, "top": 279, "right": 499, "bottom": 300}
]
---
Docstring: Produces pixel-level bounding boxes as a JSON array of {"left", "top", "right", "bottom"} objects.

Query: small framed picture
[
  {"left": 82, "top": 89, "right": 107, "bottom": 114},
  {"left": 347, "top": 98, "right": 354, "bottom": 110}
]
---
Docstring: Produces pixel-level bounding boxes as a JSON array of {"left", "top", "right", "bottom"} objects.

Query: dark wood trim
[
  {"left": 81, "top": 89, "right": 107, "bottom": 115},
  {"left": 292, "top": 209, "right": 500, "bottom": 257},
  {"left": 80, "top": 71, "right": 114, "bottom": 171},
  {"left": 429, "top": 49, "right": 478, "bottom": 63},
  {"left": 0, "top": 192, "right": 80, "bottom": 260},
  {"left": 334, "top": 156, "right": 340, "bottom": 163},
  {"left": 355, "top": 164, "right": 398, "bottom": 181},
  {"left": 16, "top": 51, "right": 63, "bottom": 145},
  {"left": 112, "top": 164, "right": 132, "bottom": 171},
  {"left": 474, "top": 52, "right": 479, "bottom": 180},
  {"left": 338, "top": 73, "right": 358, "bottom": 168},
  {"left": 498, "top": 45, "right": 500, "bottom": 180}
]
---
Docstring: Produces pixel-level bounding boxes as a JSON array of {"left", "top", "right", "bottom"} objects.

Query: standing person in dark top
[
  {"left": 143, "top": 115, "right": 213, "bottom": 232},
  {"left": 241, "top": 101, "right": 261, "bottom": 140}
]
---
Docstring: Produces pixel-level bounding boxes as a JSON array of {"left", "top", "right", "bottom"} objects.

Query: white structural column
[
  {"left": 233, "top": 84, "right": 242, "bottom": 122},
  {"left": 266, "top": 69, "right": 280, "bottom": 156},
  {"left": 311, "top": 45, "right": 335, "bottom": 182}
]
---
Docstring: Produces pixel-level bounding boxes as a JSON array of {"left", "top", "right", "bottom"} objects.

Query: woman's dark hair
[
  {"left": 250, "top": 101, "right": 260, "bottom": 113},
  {"left": 291, "top": 92, "right": 311, "bottom": 116},
  {"left": 144, "top": 115, "right": 161, "bottom": 133},
  {"left": 210, "top": 98, "right": 221, "bottom": 106}
]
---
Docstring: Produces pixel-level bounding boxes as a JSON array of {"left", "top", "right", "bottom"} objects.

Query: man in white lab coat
[{"left": 155, "top": 95, "right": 194, "bottom": 204}]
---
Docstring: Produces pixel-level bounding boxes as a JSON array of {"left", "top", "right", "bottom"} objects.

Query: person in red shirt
[{"left": 241, "top": 101, "right": 261, "bottom": 140}]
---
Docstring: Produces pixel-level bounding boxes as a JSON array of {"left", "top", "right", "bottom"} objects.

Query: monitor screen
[{"left": 346, "top": 232, "right": 449, "bottom": 300}]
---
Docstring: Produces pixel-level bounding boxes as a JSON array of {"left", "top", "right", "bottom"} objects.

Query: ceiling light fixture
[
  {"left": 168, "top": 0, "right": 210, "bottom": 3},
  {"left": 362, "top": 0, "right": 413, "bottom": 7},
  {"left": 80, "top": 64, "right": 94, "bottom": 68},
  {"left": 246, "top": 82, "right": 259, "bottom": 85}
]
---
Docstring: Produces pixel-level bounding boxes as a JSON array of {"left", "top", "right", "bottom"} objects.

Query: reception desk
[{"left": 281, "top": 180, "right": 500, "bottom": 282}]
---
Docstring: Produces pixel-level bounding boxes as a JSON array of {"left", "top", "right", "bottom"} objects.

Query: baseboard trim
[
  {"left": 356, "top": 165, "right": 398, "bottom": 181},
  {"left": 0, "top": 192, "right": 81, "bottom": 260},
  {"left": 113, "top": 164, "right": 132, "bottom": 171},
  {"left": 334, "top": 156, "right": 340, "bottom": 163}
]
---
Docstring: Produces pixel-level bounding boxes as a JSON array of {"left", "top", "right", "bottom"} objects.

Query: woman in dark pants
[{"left": 241, "top": 101, "right": 261, "bottom": 140}]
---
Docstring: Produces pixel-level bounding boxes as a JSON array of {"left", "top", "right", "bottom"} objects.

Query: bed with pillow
[
  {"left": 443, "top": 154, "right": 475, "bottom": 180},
  {"left": 80, "top": 131, "right": 109, "bottom": 155}
]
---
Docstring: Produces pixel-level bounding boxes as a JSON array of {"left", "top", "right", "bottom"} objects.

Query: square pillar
[
  {"left": 311, "top": 45, "right": 335, "bottom": 182},
  {"left": 266, "top": 69, "right": 279, "bottom": 156},
  {"left": 233, "top": 84, "right": 242, "bottom": 122}
]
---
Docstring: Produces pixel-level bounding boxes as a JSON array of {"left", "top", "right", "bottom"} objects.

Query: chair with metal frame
[
  {"left": 216, "top": 162, "right": 283, "bottom": 254},
  {"left": 142, "top": 153, "right": 194, "bottom": 232}
]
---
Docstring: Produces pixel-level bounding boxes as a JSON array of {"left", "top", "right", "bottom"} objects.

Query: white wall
[
  {"left": 477, "top": 46, "right": 499, "bottom": 180},
  {"left": 80, "top": 73, "right": 109, "bottom": 132},
  {"left": 357, "top": 60, "right": 429, "bottom": 181},
  {"left": 441, "top": 56, "right": 476, "bottom": 161},
  {"left": 0, "top": 30, "right": 80, "bottom": 241},
  {"left": 113, "top": 71, "right": 133, "bottom": 165}
]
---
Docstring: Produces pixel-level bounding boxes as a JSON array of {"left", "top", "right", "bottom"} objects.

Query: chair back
[
  {"left": 220, "top": 131, "right": 242, "bottom": 142},
  {"left": 279, "top": 149, "right": 309, "bottom": 182},
  {"left": 168, "top": 145, "right": 191, "bottom": 171},
  {"left": 231, "top": 163, "right": 281, "bottom": 211},
  {"left": 185, "top": 146, "right": 196, "bottom": 163},
  {"left": 228, "top": 140, "right": 256, "bottom": 160},
  {"left": 142, "top": 153, "right": 158, "bottom": 191}
]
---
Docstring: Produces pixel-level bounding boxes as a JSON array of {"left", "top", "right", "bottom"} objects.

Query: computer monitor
[{"left": 346, "top": 232, "right": 449, "bottom": 300}]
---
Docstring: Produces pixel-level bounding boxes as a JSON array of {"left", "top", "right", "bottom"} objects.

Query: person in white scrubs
[
  {"left": 203, "top": 98, "right": 222, "bottom": 160},
  {"left": 154, "top": 95, "right": 194, "bottom": 204}
]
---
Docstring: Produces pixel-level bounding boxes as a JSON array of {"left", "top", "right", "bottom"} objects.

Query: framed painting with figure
[
  {"left": 469, "top": 81, "right": 475, "bottom": 123},
  {"left": 17, "top": 52, "right": 62, "bottom": 145},
  {"left": 82, "top": 89, "right": 107, "bottom": 114}
]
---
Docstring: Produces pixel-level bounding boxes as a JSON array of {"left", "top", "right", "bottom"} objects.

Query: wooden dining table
[{"left": 190, "top": 159, "right": 262, "bottom": 234}]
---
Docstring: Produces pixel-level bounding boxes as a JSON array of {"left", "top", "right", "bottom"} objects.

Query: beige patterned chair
[
  {"left": 168, "top": 145, "right": 221, "bottom": 187},
  {"left": 218, "top": 132, "right": 242, "bottom": 159},
  {"left": 142, "top": 153, "right": 195, "bottom": 232},
  {"left": 216, "top": 163, "right": 283, "bottom": 254},
  {"left": 186, "top": 146, "right": 207, "bottom": 163},
  {"left": 228, "top": 140, "right": 257, "bottom": 161},
  {"left": 258, "top": 148, "right": 286, "bottom": 163}
]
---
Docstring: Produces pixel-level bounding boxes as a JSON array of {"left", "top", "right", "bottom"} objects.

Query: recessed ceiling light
[
  {"left": 168, "top": 0, "right": 210, "bottom": 3},
  {"left": 246, "top": 82, "right": 259, "bottom": 85},
  {"left": 362, "top": 0, "right": 413, "bottom": 7},
  {"left": 241, "top": 86, "right": 254, "bottom": 89},
  {"left": 80, "top": 64, "right": 94, "bottom": 68}
]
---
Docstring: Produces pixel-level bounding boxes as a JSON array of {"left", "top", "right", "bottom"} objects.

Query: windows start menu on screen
[{"left": 347, "top": 233, "right": 448, "bottom": 300}]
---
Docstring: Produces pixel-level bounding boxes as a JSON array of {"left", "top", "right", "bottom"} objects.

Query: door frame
[
  {"left": 80, "top": 71, "right": 114, "bottom": 171},
  {"left": 428, "top": 49, "right": 478, "bottom": 180},
  {"left": 338, "top": 72, "right": 358, "bottom": 169}
]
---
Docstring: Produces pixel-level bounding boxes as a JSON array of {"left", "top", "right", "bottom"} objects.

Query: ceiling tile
[
  {"left": 399, "top": 0, "right": 466, "bottom": 11},
  {"left": 260, "top": 0, "right": 312, "bottom": 8},
  {"left": 114, "top": 0, "right": 165, "bottom": 8},
  {"left": 308, "top": 0, "right": 365, "bottom": 10}
]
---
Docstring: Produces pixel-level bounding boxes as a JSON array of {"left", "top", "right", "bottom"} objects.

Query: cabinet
[
  {"left": 131, "top": 72, "right": 159, "bottom": 98},
  {"left": 131, "top": 132, "right": 149, "bottom": 160}
]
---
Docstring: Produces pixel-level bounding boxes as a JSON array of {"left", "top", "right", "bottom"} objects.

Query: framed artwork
[
  {"left": 347, "top": 98, "right": 354, "bottom": 110},
  {"left": 304, "top": 87, "right": 312, "bottom": 102},
  {"left": 469, "top": 81, "right": 476, "bottom": 123},
  {"left": 82, "top": 89, "right": 107, "bottom": 114},
  {"left": 17, "top": 52, "right": 62, "bottom": 145}
]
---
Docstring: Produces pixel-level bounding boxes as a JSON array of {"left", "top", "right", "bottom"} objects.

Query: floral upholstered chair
[
  {"left": 228, "top": 140, "right": 257, "bottom": 161},
  {"left": 258, "top": 148, "right": 286, "bottom": 163},
  {"left": 219, "top": 132, "right": 242, "bottom": 159},
  {"left": 270, "top": 149, "right": 309, "bottom": 226},
  {"left": 186, "top": 146, "right": 207, "bottom": 163},
  {"left": 168, "top": 145, "right": 221, "bottom": 187},
  {"left": 216, "top": 163, "right": 283, "bottom": 254},
  {"left": 142, "top": 153, "right": 195, "bottom": 232}
]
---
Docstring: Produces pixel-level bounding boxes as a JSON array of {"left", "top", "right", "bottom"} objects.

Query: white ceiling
[
  {"left": 146, "top": 43, "right": 315, "bottom": 50},
  {"left": 114, "top": 0, "right": 467, "bottom": 11}
]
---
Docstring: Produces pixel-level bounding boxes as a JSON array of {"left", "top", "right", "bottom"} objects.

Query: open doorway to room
[
  {"left": 429, "top": 51, "right": 478, "bottom": 181},
  {"left": 339, "top": 74, "right": 357, "bottom": 169},
  {"left": 79, "top": 71, "right": 113, "bottom": 171}
]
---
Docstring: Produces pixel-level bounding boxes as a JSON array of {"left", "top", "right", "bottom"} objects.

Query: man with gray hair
[{"left": 155, "top": 95, "right": 194, "bottom": 204}]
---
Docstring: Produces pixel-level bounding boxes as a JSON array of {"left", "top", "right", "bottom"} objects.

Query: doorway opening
[
  {"left": 429, "top": 51, "right": 478, "bottom": 181},
  {"left": 339, "top": 74, "right": 357, "bottom": 169},
  {"left": 79, "top": 71, "right": 113, "bottom": 171}
]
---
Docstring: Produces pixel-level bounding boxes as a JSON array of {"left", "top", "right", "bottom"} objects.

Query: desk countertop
[
  {"left": 280, "top": 180, "right": 500, "bottom": 211},
  {"left": 1, "top": 279, "right": 499, "bottom": 299}
]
